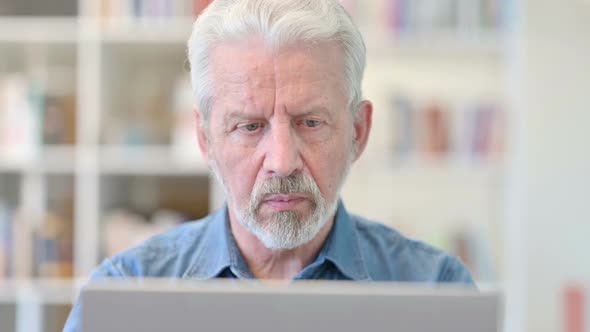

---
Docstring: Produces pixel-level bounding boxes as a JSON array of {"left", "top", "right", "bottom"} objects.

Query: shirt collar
[
  {"left": 185, "top": 200, "right": 370, "bottom": 281},
  {"left": 184, "top": 205, "right": 238, "bottom": 279},
  {"left": 314, "top": 200, "right": 371, "bottom": 281}
]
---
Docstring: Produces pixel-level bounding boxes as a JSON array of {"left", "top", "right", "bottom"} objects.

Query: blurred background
[{"left": 0, "top": 0, "right": 588, "bottom": 331}]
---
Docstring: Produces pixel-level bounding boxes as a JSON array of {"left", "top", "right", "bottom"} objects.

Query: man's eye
[
  {"left": 303, "top": 119, "right": 321, "bottom": 128},
  {"left": 238, "top": 123, "right": 263, "bottom": 132}
]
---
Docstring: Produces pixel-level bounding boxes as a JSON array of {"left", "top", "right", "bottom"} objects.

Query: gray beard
[
  {"left": 240, "top": 195, "right": 338, "bottom": 250},
  {"left": 210, "top": 145, "right": 354, "bottom": 250},
  {"left": 238, "top": 172, "right": 332, "bottom": 250}
]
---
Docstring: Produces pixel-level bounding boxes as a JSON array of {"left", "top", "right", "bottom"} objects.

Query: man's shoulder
[
  {"left": 102, "top": 214, "right": 217, "bottom": 278},
  {"left": 349, "top": 214, "right": 474, "bottom": 284},
  {"left": 351, "top": 214, "right": 444, "bottom": 260}
]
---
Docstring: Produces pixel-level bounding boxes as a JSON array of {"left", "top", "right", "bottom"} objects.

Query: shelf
[
  {"left": 99, "top": 18, "right": 194, "bottom": 43},
  {"left": 0, "top": 1, "right": 525, "bottom": 330},
  {"left": 355, "top": 162, "right": 503, "bottom": 184},
  {"left": 0, "top": 279, "right": 78, "bottom": 305},
  {"left": 0, "top": 17, "right": 194, "bottom": 44},
  {"left": 0, "top": 0, "right": 513, "bottom": 294},
  {"left": 0, "top": 146, "right": 76, "bottom": 174},
  {"left": 0, "top": 18, "right": 79, "bottom": 43},
  {"left": 0, "top": 145, "right": 203, "bottom": 176},
  {"left": 99, "top": 145, "right": 208, "bottom": 176},
  {"left": 0, "top": 0, "right": 78, "bottom": 17},
  {"left": 356, "top": 150, "right": 503, "bottom": 175}
]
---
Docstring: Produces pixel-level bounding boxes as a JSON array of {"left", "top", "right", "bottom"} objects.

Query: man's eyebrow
[
  {"left": 224, "top": 111, "right": 262, "bottom": 122},
  {"left": 224, "top": 107, "right": 334, "bottom": 122},
  {"left": 295, "top": 107, "right": 333, "bottom": 119}
]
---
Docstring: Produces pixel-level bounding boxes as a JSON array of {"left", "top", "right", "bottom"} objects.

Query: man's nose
[{"left": 262, "top": 123, "right": 303, "bottom": 177}]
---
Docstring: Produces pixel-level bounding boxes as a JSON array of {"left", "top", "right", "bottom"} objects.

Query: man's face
[{"left": 198, "top": 39, "right": 365, "bottom": 249}]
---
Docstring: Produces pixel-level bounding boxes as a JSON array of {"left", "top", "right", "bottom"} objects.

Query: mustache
[{"left": 250, "top": 174, "right": 321, "bottom": 211}]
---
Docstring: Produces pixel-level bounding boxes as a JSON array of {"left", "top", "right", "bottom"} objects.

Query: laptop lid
[{"left": 81, "top": 279, "right": 500, "bottom": 332}]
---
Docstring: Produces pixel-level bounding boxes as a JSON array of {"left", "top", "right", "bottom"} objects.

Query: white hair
[{"left": 187, "top": 0, "right": 366, "bottom": 122}]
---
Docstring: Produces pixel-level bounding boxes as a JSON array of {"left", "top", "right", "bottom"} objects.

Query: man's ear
[
  {"left": 194, "top": 107, "right": 210, "bottom": 163},
  {"left": 352, "top": 100, "right": 373, "bottom": 162}
]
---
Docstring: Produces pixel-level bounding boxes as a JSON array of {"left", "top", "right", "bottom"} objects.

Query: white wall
[{"left": 524, "top": 1, "right": 590, "bottom": 331}]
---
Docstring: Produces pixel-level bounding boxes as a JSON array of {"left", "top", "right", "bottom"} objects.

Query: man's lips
[
  {"left": 261, "top": 194, "right": 308, "bottom": 211},
  {"left": 263, "top": 194, "right": 307, "bottom": 202}
]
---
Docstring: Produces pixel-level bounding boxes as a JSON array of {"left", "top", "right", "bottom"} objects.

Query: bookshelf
[
  {"left": 342, "top": 0, "right": 508, "bottom": 284},
  {"left": 0, "top": 0, "right": 519, "bottom": 331}
]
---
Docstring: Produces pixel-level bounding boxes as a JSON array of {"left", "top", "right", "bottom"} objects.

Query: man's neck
[{"left": 228, "top": 209, "right": 335, "bottom": 282}]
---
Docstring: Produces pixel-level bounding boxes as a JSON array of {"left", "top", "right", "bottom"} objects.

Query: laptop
[{"left": 81, "top": 279, "right": 500, "bottom": 332}]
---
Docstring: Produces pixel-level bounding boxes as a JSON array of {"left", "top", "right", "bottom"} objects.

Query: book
[
  {"left": 0, "top": 201, "right": 10, "bottom": 278},
  {"left": 42, "top": 95, "right": 77, "bottom": 145},
  {"left": 11, "top": 209, "right": 33, "bottom": 279},
  {"left": 420, "top": 100, "right": 451, "bottom": 160},
  {"left": 467, "top": 101, "right": 504, "bottom": 161},
  {"left": 385, "top": 0, "right": 502, "bottom": 39},
  {"left": 0, "top": 75, "right": 42, "bottom": 162},
  {"left": 564, "top": 284, "right": 587, "bottom": 332},
  {"left": 1, "top": 72, "right": 77, "bottom": 155},
  {"left": 34, "top": 211, "right": 73, "bottom": 278},
  {"left": 391, "top": 95, "right": 415, "bottom": 161},
  {"left": 100, "top": 0, "right": 192, "bottom": 24},
  {"left": 388, "top": 93, "right": 504, "bottom": 164}
]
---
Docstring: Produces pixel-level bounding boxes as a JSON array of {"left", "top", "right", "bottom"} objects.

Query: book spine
[
  {"left": 564, "top": 284, "right": 586, "bottom": 332},
  {"left": 11, "top": 211, "right": 33, "bottom": 279},
  {"left": 421, "top": 101, "right": 450, "bottom": 160},
  {"left": 0, "top": 75, "right": 42, "bottom": 162},
  {"left": 391, "top": 95, "right": 414, "bottom": 160},
  {"left": 0, "top": 203, "right": 9, "bottom": 278}
]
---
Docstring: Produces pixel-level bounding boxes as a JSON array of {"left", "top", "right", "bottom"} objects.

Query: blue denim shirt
[{"left": 64, "top": 201, "right": 474, "bottom": 331}]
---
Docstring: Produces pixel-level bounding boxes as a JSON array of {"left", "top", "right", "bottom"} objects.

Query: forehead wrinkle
[
  {"left": 214, "top": 49, "right": 277, "bottom": 90},
  {"left": 271, "top": 60, "right": 337, "bottom": 118},
  {"left": 216, "top": 69, "right": 276, "bottom": 117},
  {"left": 219, "top": 71, "right": 276, "bottom": 89},
  {"left": 211, "top": 41, "right": 348, "bottom": 123}
]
